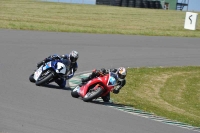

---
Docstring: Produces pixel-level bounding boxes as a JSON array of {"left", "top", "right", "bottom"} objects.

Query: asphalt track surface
[{"left": 0, "top": 29, "right": 199, "bottom": 133}]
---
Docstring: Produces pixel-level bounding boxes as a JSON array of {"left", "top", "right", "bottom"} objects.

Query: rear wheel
[
  {"left": 82, "top": 87, "right": 104, "bottom": 102},
  {"left": 35, "top": 71, "right": 54, "bottom": 86}
]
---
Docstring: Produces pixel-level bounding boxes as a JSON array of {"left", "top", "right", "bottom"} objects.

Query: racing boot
[
  {"left": 81, "top": 76, "right": 90, "bottom": 83},
  {"left": 102, "top": 92, "right": 110, "bottom": 102},
  {"left": 79, "top": 76, "right": 92, "bottom": 87},
  {"left": 81, "top": 71, "right": 96, "bottom": 83},
  {"left": 80, "top": 71, "right": 97, "bottom": 86}
]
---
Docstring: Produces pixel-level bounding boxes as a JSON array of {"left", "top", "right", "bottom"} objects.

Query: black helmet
[{"left": 69, "top": 50, "right": 79, "bottom": 63}]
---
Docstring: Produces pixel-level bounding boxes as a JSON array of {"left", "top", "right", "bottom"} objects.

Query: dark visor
[
  {"left": 118, "top": 74, "right": 126, "bottom": 79},
  {"left": 70, "top": 56, "right": 77, "bottom": 62}
]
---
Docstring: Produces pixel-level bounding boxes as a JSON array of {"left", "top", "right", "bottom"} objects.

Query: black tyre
[
  {"left": 71, "top": 89, "right": 79, "bottom": 98},
  {"left": 35, "top": 71, "right": 54, "bottom": 86},
  {"left": 29, "top": 73, "right": 35, "bottom": 83},
  {"left": 82, "top": 87, "right": 104, "bottom": 102}
]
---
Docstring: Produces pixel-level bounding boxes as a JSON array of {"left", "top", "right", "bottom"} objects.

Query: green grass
[
  {"left": 111, "top": 66, "right": 200, "bottom": 127},
  {"left": 1, "top": 0, "right": 200, "bottom": 128},
  {"left": 0, "top": 0, "right": 200, "bottom": 37}
]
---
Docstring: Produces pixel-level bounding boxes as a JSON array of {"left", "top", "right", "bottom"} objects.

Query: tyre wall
[{"left": 96, "top": 0, "right": 162, "bottom": 9}]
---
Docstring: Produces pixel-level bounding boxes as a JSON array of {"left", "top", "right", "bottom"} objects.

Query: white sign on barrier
[{"left": 184, "top": 12, "right": 198, "bottom": 30}]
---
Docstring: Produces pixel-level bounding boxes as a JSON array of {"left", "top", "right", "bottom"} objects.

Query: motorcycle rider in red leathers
[{"left": 80, "top": 67, "right": 127, "bottom": 102}]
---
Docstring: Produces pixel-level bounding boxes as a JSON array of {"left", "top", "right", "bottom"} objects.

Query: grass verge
[
  {"left": 111, "top": 66, "right": 200, "bottom": 127},
  {"left": 0, "top": 0, "right": 200, "bottom": 37}
]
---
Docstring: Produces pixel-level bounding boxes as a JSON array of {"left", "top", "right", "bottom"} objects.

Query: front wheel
[
  {"left": 29, "top": 73, "right": 35, "bottom": 83},
  {"left": 71, "top": 90, "right": 79, "bottom": 98},
  {"left": 82, "top": 87, "right": 104, "bottom": 102},
  {"left": 71, "top": 86, "right": 80, "bottom": 98},
  {"left": 35, "top": 71, "right": 54, "bottom": 86}
]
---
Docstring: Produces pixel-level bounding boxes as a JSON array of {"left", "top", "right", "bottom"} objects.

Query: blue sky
[{"left": 181, "top": 0, "right": 200, "bottom": 12}]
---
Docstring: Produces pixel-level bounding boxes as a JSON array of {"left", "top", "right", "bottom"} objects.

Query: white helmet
[
  {"left": 117, "top": 67, "right": 127, "bottom": 81},
  {"left": 69, "top": 50, "right": 79, "bottom": 63}
]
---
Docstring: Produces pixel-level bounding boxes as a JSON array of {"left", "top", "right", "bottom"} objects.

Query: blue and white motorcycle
[{"left": 29, "top": 59, "right": 70, "bottom": 86}]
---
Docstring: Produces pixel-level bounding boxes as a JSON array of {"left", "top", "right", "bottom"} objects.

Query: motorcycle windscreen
[
  {"left": 43, "top": 62, "right": 51, "bottom": 71},
  {"left": 107, "top": 73, "right": 117, "bottom": 86}
]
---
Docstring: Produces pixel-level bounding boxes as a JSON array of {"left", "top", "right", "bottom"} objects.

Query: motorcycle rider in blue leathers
[{"left": 37, "top": 50, "right": 79, "bottom": 88}]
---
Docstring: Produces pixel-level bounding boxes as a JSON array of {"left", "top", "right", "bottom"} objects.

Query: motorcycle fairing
[
  {"left": 42, "top": 61, "right": 67, "bottom": 74},
  {"left": 33, "top": 61, "right": 67, "bottom": 81},
  {"left": 73, "top": 86, "right": 80, "bottom": 93},
  {"left": 56, "top": 62, "right": 66, "bottom": 74},
  {"left": 79, "top": 72, "right": 115, "bottom": 98},
  {"left": 33, "top": 62, "right": 52, "bottom": 81},
  {"left": 33, "top": 65, "right": 43, "bottom": 81}
]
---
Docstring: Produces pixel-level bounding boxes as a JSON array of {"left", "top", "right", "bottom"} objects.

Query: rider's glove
[{"left": 101, "top": 68, "right": 106, "bottom": 74}]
